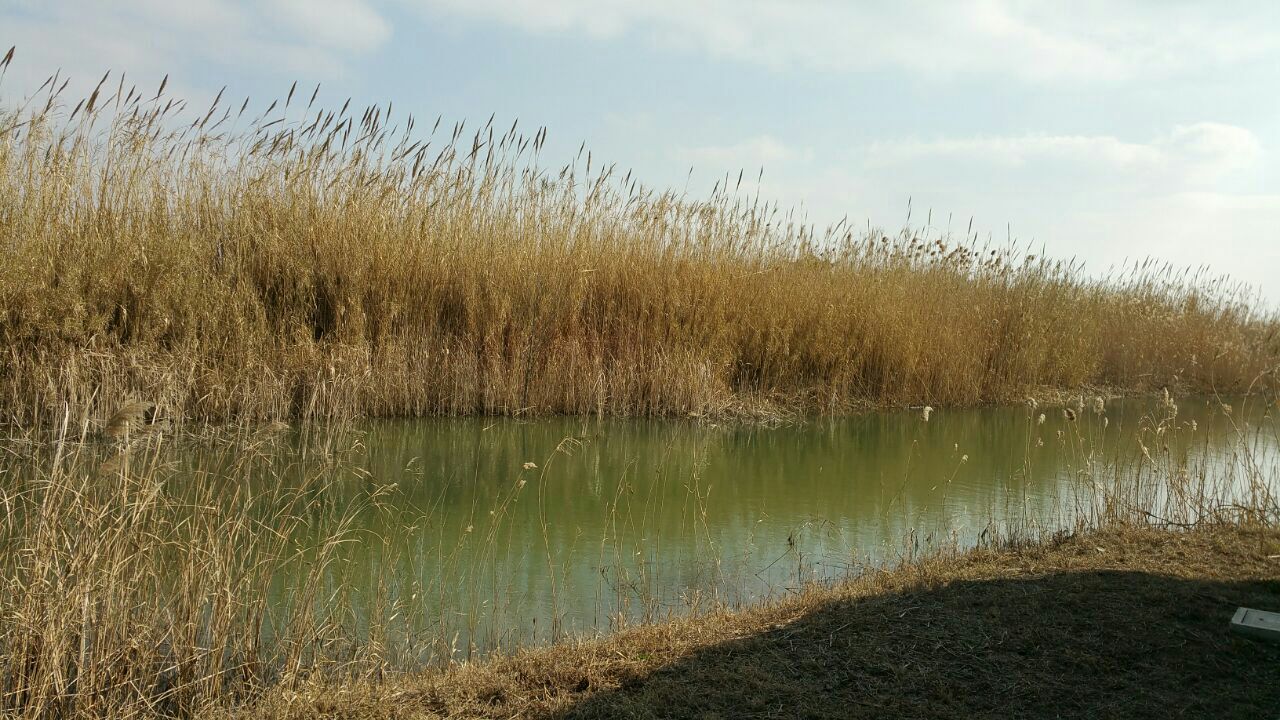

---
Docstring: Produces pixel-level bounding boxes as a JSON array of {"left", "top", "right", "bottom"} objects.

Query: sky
[{"left": 2, "top": 0, "right": 1278, "bottom": 301}]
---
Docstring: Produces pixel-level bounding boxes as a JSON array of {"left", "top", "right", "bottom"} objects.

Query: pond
[{"left": 215, "top": 395, "right": 1271, "bottom": 659}]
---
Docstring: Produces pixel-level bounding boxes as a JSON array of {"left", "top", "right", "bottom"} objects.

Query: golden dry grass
[
  {"left": 1, "top": 62, "right": 1277, "bottom": 425},
  {"left": 0, "top": 427, "right": 379, "bottom": 718}
]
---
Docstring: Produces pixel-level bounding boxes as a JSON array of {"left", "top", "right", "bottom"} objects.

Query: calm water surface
[{"left": 151, "top": 396, "right": 1275, "bottom": 657}]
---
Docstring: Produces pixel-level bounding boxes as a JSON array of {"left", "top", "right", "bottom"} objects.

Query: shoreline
[
  {"left": 242, "top": 522, "right": 1280, "bottom": 719},
  {"left": 1, "top": 382, "right": 1217, "bottom": 435}
]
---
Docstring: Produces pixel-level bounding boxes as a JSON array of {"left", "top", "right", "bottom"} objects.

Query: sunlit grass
[{"left": 1, "top": 60, "right": 1276, "bottom": 425}]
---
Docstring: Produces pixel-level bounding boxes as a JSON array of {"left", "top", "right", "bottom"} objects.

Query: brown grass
[
  {"left": 1, "top": 60, "right": 1277, "bottom": 425},
  {"left": 243, "top": 523, "right": 1280, "bottom": 720},
  {"left": 0, "top": 424, "right": 375, "bottom": 718}
]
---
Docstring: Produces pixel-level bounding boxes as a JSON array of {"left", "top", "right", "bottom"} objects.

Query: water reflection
[{"left": 232, "top": 396, "right": 1276, "bottom": 656}]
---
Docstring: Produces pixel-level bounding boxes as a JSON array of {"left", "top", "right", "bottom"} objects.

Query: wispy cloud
[
  {"left": 268, "top": 0, "right": 392, "bottom": 53},
  {"left": 0, "top": 0, "right": 391, "bottom": 99},
  {"left": 663, "top": 123, "right": 1275, "bottom": 292},
  {"left": 675, "top": 124, "right": 1264, "bottom": 202},
  {"left": 678, "top": 135, "right": 807, "bottom": 170},
  {"left": 405, "top": 0, "right": 1280, "bottom": 83},
  {"left": 865, "top": 123, "right": 1263, "bottom": 187}
]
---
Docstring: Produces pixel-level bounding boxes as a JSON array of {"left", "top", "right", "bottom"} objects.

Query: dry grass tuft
[{"left": 0, "top": 429, "right": 373, "bottom": 718}]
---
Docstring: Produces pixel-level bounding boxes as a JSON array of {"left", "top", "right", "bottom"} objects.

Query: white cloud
[
  {"left": 1067, "top": 191, "right": 1280, "bottom": 300},
  {"left": 679, "top": 135, "right": 805, "bottom": 169},
  {"left": 866, "top": 135, "right": 1163, "bottom": 170},
  {"left": 268, "top": 0, "right": 392, "bottom": 53},
  {"left": 1157, "top": 123, "right": 1264, "bottom": 182},
  {"left": 666, "top": 123, "right": 1276, "bottom": 296},
  {"left": 679, "top": 124, "right": 1264, "bottom": 202},
  {"left": 863, "top": 123, "right": 1264, "bottom": 188},
  {"left": 405, "top": 0, "right": 1280, "bottom": 83},
  {"left": 0, "top": 0, "right": 390, "bottom": 102}
]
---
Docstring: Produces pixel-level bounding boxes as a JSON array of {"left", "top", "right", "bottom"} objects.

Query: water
[
  {"left": 228, "top": 396, "right": 1274, "bottom": 658},
  {"left": 14, "top": 396, "right": 1275, "bottom": 661}
]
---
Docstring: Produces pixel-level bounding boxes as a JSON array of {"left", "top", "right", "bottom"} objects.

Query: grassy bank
[
  {"left": 242, "top": 523, "right": 1280, "bottom": 720},
  {"left": 2, "top": 62, "right": 1278, "bottom": 425}
]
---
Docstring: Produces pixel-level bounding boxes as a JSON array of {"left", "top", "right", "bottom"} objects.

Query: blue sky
[{"left": 3, "top": 0, "right": 1278, "bottom": 300}]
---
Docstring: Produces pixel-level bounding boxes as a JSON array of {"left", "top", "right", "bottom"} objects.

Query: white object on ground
[{"left": 1231, "top": 607, "right": 1280, "bottom": 643}]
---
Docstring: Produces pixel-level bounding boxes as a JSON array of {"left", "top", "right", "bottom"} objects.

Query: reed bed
[
  {"left": 0, "top": 424, "right": 352, "bottom": 717},
  {"left": 1, "top": 59, "right": 1277, "bottom": 425}
]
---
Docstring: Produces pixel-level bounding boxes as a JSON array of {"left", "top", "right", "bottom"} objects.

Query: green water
[{"left": 229, "top": 396, "right": 1274, "bottom": 658}]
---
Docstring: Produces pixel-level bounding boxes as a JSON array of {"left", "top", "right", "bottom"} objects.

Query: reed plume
[{"left": 102, "top": 400, "right": 158, "bottom": 438}]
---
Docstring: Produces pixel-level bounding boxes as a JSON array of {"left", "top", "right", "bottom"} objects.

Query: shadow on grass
[{"left": 554, "top": 568, "right": 1280, "bottom": 719}]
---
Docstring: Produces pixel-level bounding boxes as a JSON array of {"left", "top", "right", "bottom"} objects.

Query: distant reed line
[{"left": 1, "top": 56, "right": 1277, "bottom": 424}]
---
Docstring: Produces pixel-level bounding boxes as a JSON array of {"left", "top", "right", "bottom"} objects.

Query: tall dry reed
[
  {"left": 1, "top": 58, "right": 1277, "bottom": 425},
  {"left": 0, "top": 421, "right": 375, "bottom": 717}
]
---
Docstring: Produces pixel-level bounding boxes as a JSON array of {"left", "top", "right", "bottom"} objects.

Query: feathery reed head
[{"left": 103, "top": 400, "right": 159, "bottom": 439}]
